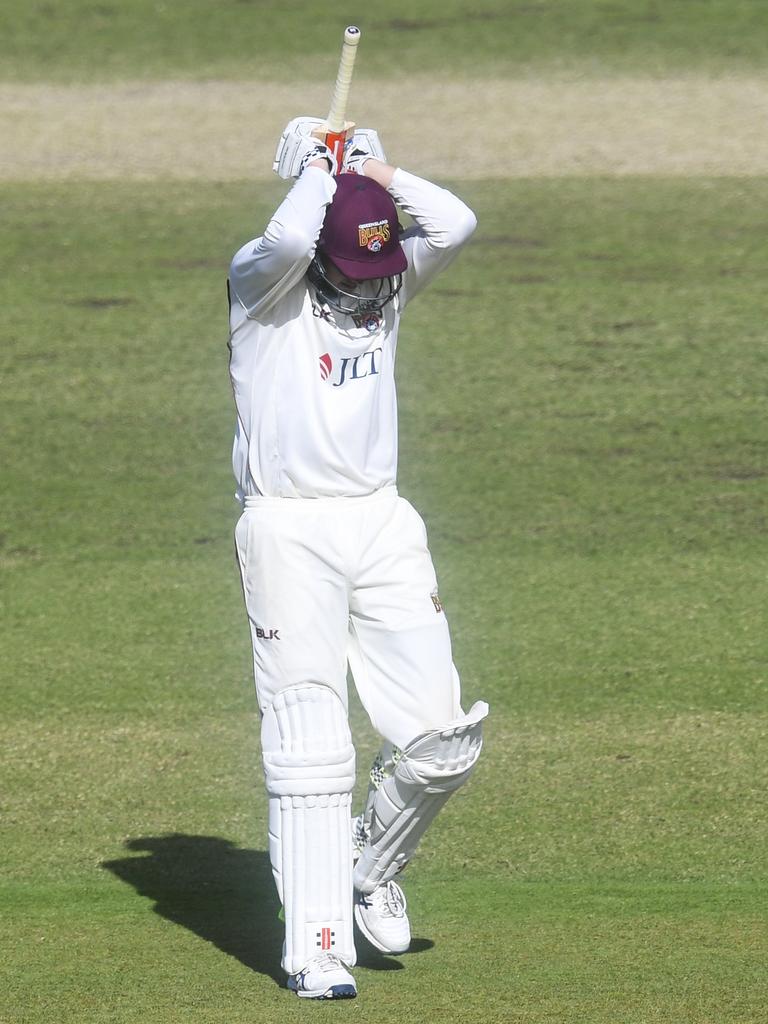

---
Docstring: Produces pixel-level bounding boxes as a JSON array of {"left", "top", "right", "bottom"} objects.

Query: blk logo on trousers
[{"left": 255, "top": 626, "right": 280, "bottom": 640}]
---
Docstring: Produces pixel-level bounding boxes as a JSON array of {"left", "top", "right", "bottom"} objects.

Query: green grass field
[
  {"left": 2, "top": 3, "right": 768, "bottom": 1021},
  {"left": 2, "top": 0, "right": 768, "bottom": 80}
]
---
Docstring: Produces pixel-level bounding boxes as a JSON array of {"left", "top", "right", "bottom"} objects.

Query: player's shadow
[
  {"left": 102, "top": 834, "right": 427, "bottom": 985},
  {"left": 103, "top": 835, "right": 285, "bottom": 983}
]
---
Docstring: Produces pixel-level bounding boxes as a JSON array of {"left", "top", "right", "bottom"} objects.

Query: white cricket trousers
[{"left": 234, "top": 486, "right": 462, "bottom": 748}]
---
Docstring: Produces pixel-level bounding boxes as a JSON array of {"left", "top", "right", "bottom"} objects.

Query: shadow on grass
[
  {"left": 103, "top": 834, "right": 285, "bottom": 983},
  {"left": 102, "top": 834, "right": 426, "bottom": 986}
]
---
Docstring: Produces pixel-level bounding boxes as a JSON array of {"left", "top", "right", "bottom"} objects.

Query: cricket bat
[{"left": 321, "top": 25, "right": 361, "bottom": 169}]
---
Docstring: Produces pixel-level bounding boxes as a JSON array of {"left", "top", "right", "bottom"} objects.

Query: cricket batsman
[{"left": 227, "top": 116, "right": 489, "bottom": 999}]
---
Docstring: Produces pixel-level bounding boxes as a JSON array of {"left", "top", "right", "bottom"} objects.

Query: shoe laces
[
  {"left": 306, "top": 953, "right": 346, "bottom": 974},
  {"left": 369, "top": 880, "right": 407, "bottom": 918},
  {"left": 352, "top": 814, "right": 370, "bottom": 857}
]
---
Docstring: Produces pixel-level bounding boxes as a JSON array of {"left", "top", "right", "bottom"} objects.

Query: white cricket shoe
[
  {"left": 287, "top": 953, "right": 357, "bottom": 1000},
  {"left": 354, "top": 880, "right": 411, "bottom": 954}
]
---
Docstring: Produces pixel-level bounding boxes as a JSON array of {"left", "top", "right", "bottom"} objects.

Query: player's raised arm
[
  {"left": 228, "top": 120, "right": 338, "bottom": 318},
  {"left": 342, "top": 129, "right": 477, "bottom": 306},
  {"left": 388, "top": 167, "right": 477, "bottom": 306}
]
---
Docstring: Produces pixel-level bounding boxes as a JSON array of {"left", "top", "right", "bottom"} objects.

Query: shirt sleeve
[
  {"left": 387, "top": 168, "right": 478, "bottom": 308},
  {"left": 228, "top": 167, "right": 337, "bottom": 318}
]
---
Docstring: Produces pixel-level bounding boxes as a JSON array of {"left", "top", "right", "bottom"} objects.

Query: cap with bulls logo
[{"left": 318, "top": 173, "right": 408, "bottom": 281}]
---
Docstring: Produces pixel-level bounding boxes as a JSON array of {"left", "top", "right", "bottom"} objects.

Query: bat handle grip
[{"left": 327, "top": 25, "right": 361, "bottom": 133}]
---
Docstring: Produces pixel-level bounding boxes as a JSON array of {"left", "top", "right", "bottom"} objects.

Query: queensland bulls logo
[
  {"left": 359, "top": 219, "right": 390, "bottom": 253},
  {"left": 319, "top": 352, "right": 332, "bottom": 380}
]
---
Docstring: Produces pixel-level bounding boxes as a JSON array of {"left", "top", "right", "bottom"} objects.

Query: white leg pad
[
  {"left": 353, "top": 701, "right": 489, "bottom": 894},
  {"left": 261, "top": 683, "right": 357, "bottom": 974}
]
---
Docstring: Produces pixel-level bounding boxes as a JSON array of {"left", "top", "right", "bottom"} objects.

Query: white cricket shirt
[{"left": 228, "top": 166, "right": 476, "bottom": 499}]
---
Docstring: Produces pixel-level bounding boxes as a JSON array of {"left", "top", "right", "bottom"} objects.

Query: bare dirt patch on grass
[{"left": 2, "top": 75, "right": 768, "bottom": 181}]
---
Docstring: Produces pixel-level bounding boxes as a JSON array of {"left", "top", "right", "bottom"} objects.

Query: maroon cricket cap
[{"left": 318, "top": 173, "right": 408, "bottom": 281}]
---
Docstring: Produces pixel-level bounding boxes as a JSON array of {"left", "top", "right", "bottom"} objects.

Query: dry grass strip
[{"left": 2, "top": 76, "right": 768, "bottom": 181}]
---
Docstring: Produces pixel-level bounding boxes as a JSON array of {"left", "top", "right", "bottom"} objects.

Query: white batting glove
[
  {"left": 273, "top": 116, "right": 338, "bottom": 179},
  {"left": 342, "top": 128, "right": 387, "bottom": 175}
]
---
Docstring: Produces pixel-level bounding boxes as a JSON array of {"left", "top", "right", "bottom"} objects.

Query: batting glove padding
[
  {"left": 343, "top": 128, "right": 387, "bottom": 175},
  {"left": 273, "top": 116, "right": 339, "bottom": 179}
]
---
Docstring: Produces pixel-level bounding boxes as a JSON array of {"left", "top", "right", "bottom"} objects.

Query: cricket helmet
[{"left": 308, "top": 173, "right": 407, "bottom": 318}]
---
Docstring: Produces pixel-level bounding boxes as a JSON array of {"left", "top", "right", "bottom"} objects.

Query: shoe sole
[
  {"left": 290, "top": 984, "right": 357, "bottom": 1000},
  {"left": 287, "top": 979, "right": 357, "bottom": 1000}
]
